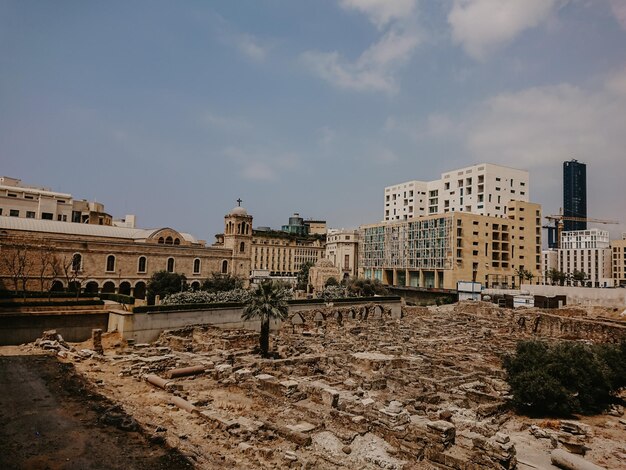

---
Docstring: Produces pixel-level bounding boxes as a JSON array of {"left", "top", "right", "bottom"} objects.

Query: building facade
[
  {"left": 362, "top": 200, "right": 542, "bottom": 290},
  {"left": 325, "top": 228, "right": 359, "bottom": 280},
  {"left": 0, "top": 176, "right": 134, "bottom": 227},
  {"left": 563, "top": 160, "right": 587, "bottom": 232},
  {"left": 611, "top": 234, "right": 626, "bottom": 287},
  {"left": 0, "top": 215, "right": 236, "bottom": 298},
  {"left": 384, "top": 163, "right": 529, "bottom": 222}
]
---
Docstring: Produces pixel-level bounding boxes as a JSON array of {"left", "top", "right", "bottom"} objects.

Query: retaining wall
[{"left": 108, "top": 298, "right": 402, "bottom": 343}]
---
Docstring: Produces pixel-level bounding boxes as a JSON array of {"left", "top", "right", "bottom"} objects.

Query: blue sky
[{"left": 2, "top": 0, "right": 626, "bottom": 240}]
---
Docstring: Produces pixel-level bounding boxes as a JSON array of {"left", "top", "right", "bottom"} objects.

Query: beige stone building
[
  {"left": 308, "top": 258, "right": 341, "bottom": 293},
  {"left": 325, "top": 228, "right": 359, "bottom": 280},
  {"left": 360, "top": 201, "right": 542, "bottom": 290},
  {"left": 611, "top": 234, "right": 626, "bottom": 287},
  {"left": 0, "top": 176, "right": 117, "bottom": 225},
  {"left": 0, "top": 205, "right": 258, "bottom": 298}
]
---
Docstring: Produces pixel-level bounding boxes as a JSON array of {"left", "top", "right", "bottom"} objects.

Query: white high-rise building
[
  {"left": 542, "top": 228, "right": 614, "bottom": 287},
  {"left": 384, "top": 163, "right": 529, "bottom": 221}
]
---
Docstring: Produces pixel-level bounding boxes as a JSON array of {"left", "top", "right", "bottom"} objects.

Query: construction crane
[{"left": 543, "top": 213, "right": 619, "bottom": 249}]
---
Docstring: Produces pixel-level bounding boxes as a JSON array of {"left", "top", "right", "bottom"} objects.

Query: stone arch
[
  {"left": 221, "top": 260, "right": 228, "bottom": 274},
  {"left": 165, "top": 236, "right": 173, "bottom": 245},
  {"left": 167, "top": 257, "right": 175, "bottom": 272},
  {"left": 119, "top": 281, "right": 131, "bottom": 296},
  {"left": 51, "top": 280, "right": 64, "bottom": 292},
  {"left": 190, "top": 281, "right": 200, "bottom": 290},
  {"left": 134, "top": 281, "right": 146, "bottom": 300},
  {"left": 102, "top": 281, "right": 116, "bottom": 294},
  {"left": 84, "top": 281, "right": 99, "bottom": 294},
  {"left": 290, "top": 312, "right": 305, "bottom": 325},
  {"left": 174, "top": 238, "right": 180, "bottom": 245},
  {"left": 68, "top": 281, "right": 81, "bottom": 293}
]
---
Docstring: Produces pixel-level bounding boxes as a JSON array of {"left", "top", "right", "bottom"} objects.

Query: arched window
[
  {"left": 165, "top": 236, "right": 173, "bottom": 245},
  {"left": 106, "top": 255, "right": 116, "bottom": 272},
  {"left": 158, "top": 237, "right": 164, "bottom": 244},
  {"left": 193, "top": 258, "right": 201, "bottom": 274},
  {"left": 167, "top": 257, "right": 175, "bottom": 273},
  {"left": 138, "top": 256, "right": 147, "bottom": 273},
  {"left": 71, "top": 253, "right": 82, "bottom": 272},
  {"left": 174, "top": 238, "right": 180, "bottom": 245},
  {"left": 239, "top": 241, "right": 245, "bottom": 253},
  {"left": 221, "top": 260, "right": 228, "bottom": 274}
]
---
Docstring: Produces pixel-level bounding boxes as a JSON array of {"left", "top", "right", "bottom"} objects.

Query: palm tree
[{"left": 242, "top": 281, "right": 289, "bottom": 358}]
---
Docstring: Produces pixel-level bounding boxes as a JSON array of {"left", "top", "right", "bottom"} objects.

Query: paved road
[{"left": 0, "top": 351, "right": 193, "bottom": 470}]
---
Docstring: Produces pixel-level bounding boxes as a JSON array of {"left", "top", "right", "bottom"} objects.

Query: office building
[{"left": 563, "top": 160, "right": 587, "bottom": 232}]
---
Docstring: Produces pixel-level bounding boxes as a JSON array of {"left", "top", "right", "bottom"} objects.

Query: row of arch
[
  {"left": 225, "top": 221, "right": 250, "bottom": 236},
  {"left": 50, "top": 279, "right": 204, "bottom": 299},
  {"left": 69, "top": 254, "right": 223, "bottom": 275},
  {"left": 157, "top": 236, "right": 181, "bottom": 245}
]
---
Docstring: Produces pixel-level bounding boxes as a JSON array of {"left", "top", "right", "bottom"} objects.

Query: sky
[{"left": 2, "top": 0, "right": 626, "bottom": 241}]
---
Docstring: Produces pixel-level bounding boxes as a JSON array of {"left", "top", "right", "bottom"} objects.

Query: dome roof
[
  {"left": 229, "top": 206, "right": 248, "bottom": 216},
  {"left": 315, "top": 258, "right": 335, "bottom": 268}
]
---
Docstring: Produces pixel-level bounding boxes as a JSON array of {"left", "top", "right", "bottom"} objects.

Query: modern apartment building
[
  {"left": 563, "top": 160, "right": 587, "bottom": 232},
  {"left": 542, "top": 229, "right": 613, "bottom": 287},
  {"left": 384, "top": 163, "right": 529, "bottom": 222},
  {"left": 325, "top": 228, "right": 359, "bottom": 279},
  {"left": 362, "top": 200, "right": 542, "bottom": 290}
]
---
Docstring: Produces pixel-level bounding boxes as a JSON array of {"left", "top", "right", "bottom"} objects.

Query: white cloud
[
  {"left": 448, "top": 0, "right": 564, "bottom": 60},
  {"left": 224, "top": 147, "right": 299, "bottom": 181},
  {"left": 462, "top": 73, "right": 626, "bottom": 231},
  {"left": 301, "top": 24, "right": 420, "bottom": 93},
  {"left": 339, "top": 0, "right": 417, "bottom": 28},
  {"left": 610, "top": 0, "right": 626, "bottom": 30},
  {"left": 235, "top": 33, "right": 268, "bottom": 61},
  {"left": 606, "top": 64, "right": 626, "bottom": 96}
]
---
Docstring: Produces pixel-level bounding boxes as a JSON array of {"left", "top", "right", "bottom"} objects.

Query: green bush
[
  {"left": 503, "top": 340, "right": 625, "bottom": 416},
  {"left": 98, "top": 293, "right": 135, "bottom": 305}
]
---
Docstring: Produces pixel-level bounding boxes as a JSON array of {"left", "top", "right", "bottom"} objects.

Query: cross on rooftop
[{"left": 236, "top": 198, "right": 242, "bottom": 206}]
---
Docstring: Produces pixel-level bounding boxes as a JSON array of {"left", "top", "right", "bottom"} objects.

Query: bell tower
[{"left": 223, "top": 199, "right": 253, "bottom": 283}]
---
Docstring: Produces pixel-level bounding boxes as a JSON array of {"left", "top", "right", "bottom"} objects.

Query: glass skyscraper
[{"left": 563, "top": 159, "right": 587, "bottom": 232}]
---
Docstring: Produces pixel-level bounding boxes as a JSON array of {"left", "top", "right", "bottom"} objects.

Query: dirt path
[{"left": 0, "top": 350, "right": 193, "bottom": 470}]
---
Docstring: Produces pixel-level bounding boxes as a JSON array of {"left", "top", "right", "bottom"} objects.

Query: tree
[
  {"left": 572, "top": 270, "right": 587, "bottom": 287},
  {"left": 59, "top": 253, "right": 85, "bottom": 299},
  {"left": 514, "top": 267, "right": 532, "bottom": 288},
  {"left": 241, "top": 281, "right": 290, "bottom": 358},
  {"left": 147, "top": 271, "right": 187, "bottom": 305},
  {"left": 548, "top": 268, "right": 566, "bottom": 286},
  {"left": 503, "top": 340, "right": 625, "bottom": 416},
  {"left": 36, "top": 241, "right": 56, "bottom": 294},
  {"left": 201, "top": 272, "right": 243, "bottom": 293},
  {"left": 296, "top": 261, "right": 314, "bottom": 291},
  {"left": 0, "top": 242, "right": 32, "bottom": 295},
  {"left": 345, "top": 278, "right": 388, "bottom": 297}
]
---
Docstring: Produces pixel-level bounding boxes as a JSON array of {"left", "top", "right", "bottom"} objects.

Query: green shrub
[
  {"left": 98, "top": 293, "right": 135, "bottom": 305},
  {"left": 503, "top": 340, "right": 625, "bottom": 416}
]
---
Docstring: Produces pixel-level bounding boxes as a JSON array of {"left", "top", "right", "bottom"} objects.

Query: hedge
[
  {"left": 98, "top": 293, "right": 135, "bottom": 305},
  {"left": 0, "top": 290, "right": 94, "bottom": 299}
]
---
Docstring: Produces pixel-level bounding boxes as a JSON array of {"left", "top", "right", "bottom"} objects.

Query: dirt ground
[
  {"left": 0, "top": 348, "right": 193, "bottom": 470},
  {"left": 2, "top": 302, "right": 625, "bottom": 469}
]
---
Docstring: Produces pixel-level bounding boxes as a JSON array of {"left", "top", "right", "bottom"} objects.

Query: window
[
  {"left": 240, "top": 241, "right": 245, "bottom": 253},
  {"left": 106, "top": 255, "right": 116, "bottom": 272},
  {"left": 9, "top": 209, "right": 19, "bottom": 217},
  {"left": 174, "top": 238, "right": 180, "bottom": 245},
  {"left": 167, "top": 257, "right": 175, "bottom": 272},
  {"left": 158, "top": 237, "right": 164, "bottom": 244},
  {"left": 165, "top": 236, "right": 173, "bottom": 245},
  {"left": 221, "top": 260, "right": 228, "bottom": 274},
  {"left": 72, "top": 253, "right": 82, "bottom": 272},
  {"left": 26, "top": 211, "right": 35, "bottom": 218},
  {"left": 7, "top": 193, "right": 17, "bottom": 198},
  {"left": 193, "top": 258, "right": 201, "bottom": 274},
  {"left": 138, "top": 256, "right": 147, "bottom": 273},
  {"left": 41, "top": 212, "right": 53, "bottom": 220}
]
